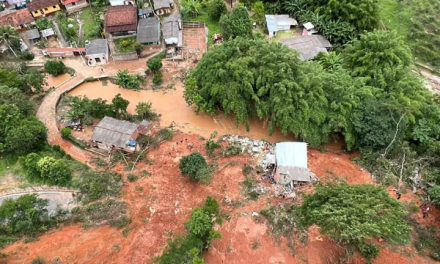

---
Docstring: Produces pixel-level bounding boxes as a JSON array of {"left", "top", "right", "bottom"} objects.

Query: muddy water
[
  {"left": 45, "top": 74, "right": 71, "bottom": 90},
  {"left": 69, "top": 80, "right": 294, "bottom": 142}
]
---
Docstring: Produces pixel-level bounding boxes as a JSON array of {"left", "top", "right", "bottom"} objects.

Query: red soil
[{"left": 2, "top": 133, "right": 439, "bottom": 264}]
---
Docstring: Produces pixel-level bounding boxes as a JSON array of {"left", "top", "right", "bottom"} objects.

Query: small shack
[
  {"left": 41, "top": 28, "right": 55, "bottom": 39},
  {"left": 91, "top": 116, "right": 151, "bottom": 153},
  {"left": 265, "top": 14, "right": 297, "bottom": 37},
  {"left": 136, "top": 17, "right": 160, "bottom": 45},
  {"left": 26, "top": 28, "right": 40, "bottom": 43},
  {"left": 85, "top": 39, "right": 109, "bottom": 66},
  {"left": 280, "top": 35, "right": 332, "bottom": 61},
  {"left": 275, "top": 142, "right": 315, "bottom": 186}
]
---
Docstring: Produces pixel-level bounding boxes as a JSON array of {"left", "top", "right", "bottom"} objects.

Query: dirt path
[{"left": 36, "top": 73, "right": 95, "bottom": 165}]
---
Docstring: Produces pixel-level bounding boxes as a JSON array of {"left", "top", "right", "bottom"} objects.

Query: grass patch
[
  {"left": 80, "top": 8, "right": 102, "bottom": 46},
  {"left": 377, "top": 0, "right": 411, "bottom": 41},
  {"left": 188, "top": 10, "right": 220, "bottom": 45},
  {"left": 272, "top": 30, "right": 297, "bottom": 42},
  {"left": 114, "top": 37, "right": 137, "bottom": 53},
  {"left": 55, "top": 12, "right": 78, "bottom": 43}
]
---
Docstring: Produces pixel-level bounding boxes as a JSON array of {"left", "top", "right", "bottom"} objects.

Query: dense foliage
[
  {"left": 299, "top": 183, "right": 411, "bottom": 259},
  {"left": 219, "top": 7, "right": 252, "bottom": 40},
  {"left": 156, "top": 197, "right": 221, "bottom": 263},
  {"left": 207, "top": 0, "right": 227, "bottom": 21},
  {"left": 35, "top": 17, "right": 51, "bottom": 30},
  {"left": 115, "top": 70, "right": 143, "bottom": 90},
  {"left": 21, "top": 153, "right": 72, "bottom": 186},
  {"left": 0, "top": 194, "right": 67, "bottom": 248},
  {"left": 44, "top": 60, "right": 66, "bottom": 76},
  {"left": 135, "top": 101, "right": 160, "bottom": 121},
  {"left": 179, "top": 152, "right": 208, "bottom": 182},
  {"left": 0, "top": 65, "right": 47, "bottom": 94},
  {"left": 79, "top": 170, "right": 122, "bottom": 203}
]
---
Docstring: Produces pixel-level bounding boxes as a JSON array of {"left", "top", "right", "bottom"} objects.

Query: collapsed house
[
  {"left": 274, "top": 142, "right": 316, "bottom": 186},
  {"left": 91, "top": 116, "right": 151, "bottom": 153}
]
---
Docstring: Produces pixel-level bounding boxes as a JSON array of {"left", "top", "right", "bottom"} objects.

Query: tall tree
[
  {"left": 219, "top": 7, "right": 253, "bottom": 40},
  {"left": 0, "top": 25, "right": 19, "bottom": 57}
]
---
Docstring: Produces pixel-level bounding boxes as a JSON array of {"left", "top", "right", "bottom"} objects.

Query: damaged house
[
  {"left": 274, "top": 142, "right": 316, "bottom": 186},
  {"left": 91, "top": 116, "right": 151, "bottom": 153}
]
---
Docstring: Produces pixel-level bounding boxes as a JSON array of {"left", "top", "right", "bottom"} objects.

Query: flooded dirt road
[{"left": 69, "top": 80, "right": 294, "bottom": 142}]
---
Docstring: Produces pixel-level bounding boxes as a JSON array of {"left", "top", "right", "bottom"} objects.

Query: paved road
[{"left": 0, "top": 191, "right": 77, "bottom": 213}]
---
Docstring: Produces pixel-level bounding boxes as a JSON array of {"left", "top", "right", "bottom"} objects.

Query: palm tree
[{"left": 0, "top": 25, "right": 19, "bottom": 57}]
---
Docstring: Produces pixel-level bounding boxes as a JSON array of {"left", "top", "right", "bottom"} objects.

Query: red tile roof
[
  {"left": 45, "top": 47, "right": 86, "bottom": 52},
  {"left": 28, "top": 0, "right": 60, "bottom": 12},
  {"left": 0, "top": 9, "right": 34, "bottom": 27},
  {"left": 105, "top": 5, "right": 137, "bottom": 33}
]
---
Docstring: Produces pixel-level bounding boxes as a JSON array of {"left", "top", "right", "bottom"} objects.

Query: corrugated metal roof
[
  {"left": 276, "top": 142, "right": 308, "bottom": 168},
  {"left": 41, "top": 28, "right": 54, "bottom": 38},
  {"left": 278, "top": 166, "right": 313, "bottom": 183},
  {"left": 281, "top": 35, "right": 331, "bottom": 60},
  {"left": 26, "top": 28, "right": 40, "bottom": 40},
  {"left": 265, "top": 14, "right": 298, "bottom": 33},
  {"left": 91, "top": 116, "right": 140, "bottom": 148},
  {"left": 265, "top": 15, "right": 277, "bottom": 33},
  {"left": 137, "top": 17, "right": 160, "bottom": 43},
  {"left": 86, "top": 39, "right": 108, "bottom": 55}
]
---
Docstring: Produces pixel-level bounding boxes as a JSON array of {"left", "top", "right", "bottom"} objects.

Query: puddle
[{"left": 68, "top": 80, "right": 294, "bottom": 142}]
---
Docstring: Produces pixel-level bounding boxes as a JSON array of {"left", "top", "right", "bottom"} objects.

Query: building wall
[
  {"left": 65, "top": 0, "right": 89, "bottom": 14},
  {"left": 109, "top": 0, "right": 134, "bottom": 6},
  {"left": 85, "top": 52, "right": 108, "bottom": 66},
  {"left": 30, "top": 4, "right": 61, "bottom": 18},
  {"left": 156, "top": 7, "right": 171, "bottom": 16}
]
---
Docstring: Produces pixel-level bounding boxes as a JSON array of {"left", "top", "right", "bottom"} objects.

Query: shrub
[
  {"left": 36, "top": 157, "right": 71, "bottom": 186},
  {"left": 147, "top": 57, "right": 163, "bottom": 73},
  {"left": 79, "top": 171, "right": 122, "bottom": 203},
  {"left": 35, "top": 17, "right": 51, "bottom": 30},
  {"left": 61, "top": 128, "right": 71, "bottom": 139},
  {"left": 121, "top": 40, "right": 129, "bottom": 47},
  {"left": 134, "top": 42, "right": 142, "bottom": 55},
  {"left": 127, "top": 173, "right": 138, "bottom": 182},
  {"left": 18, "top": 51, "right": 35, "bottom": 60},
  {"left": 358, "top": 242, "right": 380, "bottom": 260},
  {"left": 152, "top": 72, "right": 163, "bottom": 85},
  {"left": 179, "top": 152, "right": 208, "bottom": 182},
  {"left": 207, "top": 0, "right": 227, "bottom": 20},
  {"left": 428, "top": 185, "right": 440, "bottom": 207},
  {"left": 31, "top": 257, "right": 45, "bottom": 264},
  {"left": 44, "top": 60, "right": 66, "bottom": 76},
  {"left": 205, "top": 131, "right": 221, "bottom": 156}
]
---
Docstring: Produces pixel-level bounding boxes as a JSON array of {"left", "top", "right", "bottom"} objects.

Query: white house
[
  {"left": 85, "top": 39, "right": 109, "bottom": 66},
  {"left": 109, "top": 0, "right": 134, "bottom": 6},
  {"left": 265, "top": 14, "right": 298, "bottom": 37}
]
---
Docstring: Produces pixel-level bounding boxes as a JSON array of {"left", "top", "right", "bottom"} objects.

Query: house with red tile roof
[
  {"left": 60, "top": 0, "right": 89, "bottom": 14},
  {"left": 104, "top": 5, "right": 137, "bottom": 36},
  {"left": 0, "top": 9, "right": 34, "bottom": 30},
  {"left": 27, "top": 0, "right": 61, "bottom": 18}
]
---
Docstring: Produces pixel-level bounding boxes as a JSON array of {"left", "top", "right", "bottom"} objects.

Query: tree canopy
[
  {"left": 179, "top": 152, "right": 209, "bottom": 182},
  {"left": 219, "top": 7, "right": 253, "bottom": 40},
  {"left": 298, "top": 183, "right": 412, "bottom": 259},
  {"left": 44, "top": 60, "right": 66, "bottom": 76}
]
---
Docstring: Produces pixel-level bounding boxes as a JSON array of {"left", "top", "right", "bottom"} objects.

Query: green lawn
[
  {"left": 114, "top": 37, "right": 137, "bottom": 53},
  {"left": 80, "top": 8, "right": 102, "bottom": 46},
  {"left": 188, "top": 10, "right": 220, "bottom": 45}
]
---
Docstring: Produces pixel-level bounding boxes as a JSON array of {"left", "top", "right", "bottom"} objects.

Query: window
[
  {"left": 95, "top": 58, "right": 101, "bottom": 63},
  {"left": 34, "top": 11, "right": 38, "bottom": 13},
  {"left": 71, "top": 2, "right": 76, "bottom": 5},
  {"left": 44, "top": 8, "right": 48, "bottom": 10},
  {"left": 52, "top": 5, "right": 56, "bottom": 8}
]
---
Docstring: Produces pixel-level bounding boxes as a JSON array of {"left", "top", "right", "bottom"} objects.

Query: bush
[
  {"left": 207, "top": 0, "right": 227, "bottom": 20},
  {"left": 358, "top": 242, "right": 380, "bottom": 260},
  {"left": 31, "top": 257, "right": 45, "bottom": 264},
  {"left": 147, "top": 57, "right": 163, "bottom": 73},
  {"left": 61, "top": 128, "right": 71, "bottom": 139},
  {"left": 134, "top": 42, "right": 142, "bottom": 55},
  {"left": 79, "top": 171, "right": 122, "bottom": 203},
  {"left": 428, "top": 185, "right": 440, "bottom": 207},
  {"left": 44, "top": 60, "right": 66, "bottom": 76},
  {"left": 36, "top": 157, "right": 71, "bottom": 186},
  {"left": 18, "top": 51, "right": 35, "bottom": 60},
  {"left": 121, "top": 40, "right": 129, "bottom": 47},
  {"left": 35, "top": 17, "right": 51, "bottom": 30},
  {"left": 127, "top": 173, "right": 138, "bottom": 182},
  {"left": 179, "top": 152, "right": 208, "bottom": 182},
  {"left": 152, "top": 72, "right": 163, "bottom": 85},
  {"left": 205, "top": 131, "right": 221, "bottom": 156}
]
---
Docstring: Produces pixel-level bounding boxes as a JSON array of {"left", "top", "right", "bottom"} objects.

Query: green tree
[
  {"left": 324, "top": 0, "right": 378, "bottom": 31},
  {"left": 153, "top": 71, "right": 163, "bottom": 85},
  {"left": 181, "top": 0, "right": 201, "bottom": 18},
  {"left": 429, "top": 186, "right": 440, "bottom": 207},
  {"left": 115, "top": 70, "right": 140, "bottom": 90},
  {"left": 185, "top": 208, "right": 213, "bottom": 242},
  {"left": 4, "top": 116, "right": 47, "bottom": 155},
  {"left": 44, "top": 60, "right": 66, "bottom": 76},
  {"left": 36, "top": 157, "right": 71, "bottom": 186},
  {"left": 135, "top": 101, "right": 159, "bottom": 121},
  {"left": 184, "top": 38, "right": 332, "bottom": 146},
  {"left": 251, "top": 1, "right": 265, "bottom": 26},
  {"left": 207, "top": 0, "right": 227, "bottom": 21},
  {"left": 179, "top": 152, "right": 208, "bottom": 182},
  {"left": 146, "top": 57, "right": 163, "bottom": 73},
  {"left": 0, "top": 25, "right": 19, "bottom": 57},
  {"left": 0, "top": 86, "right": 34, "bottom": 115},
  {"left": 219, "top": 7, "right": 253, "bottom": 40},
  {"left": 0, "top": 194, "right": 49, "bottom": 235},
  {"left": 111, "top": 93, "right": 129, "bottom": 113},
  {"left": 61, "top": 128, "right": 71, "bottom": 139},
  {"left": 299, "top": 183, "right": 412, "bottom": 260},
  {"left": 20, "top": 153, "right": 41, "bottom": 182}
]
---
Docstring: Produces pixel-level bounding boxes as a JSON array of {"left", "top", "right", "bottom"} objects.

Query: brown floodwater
[
  {"left": 68, "top": 80, "right": 294, "bottom": 142},
  {"left": 45, "top": 74, "right": 71, "bottom": 90}
]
